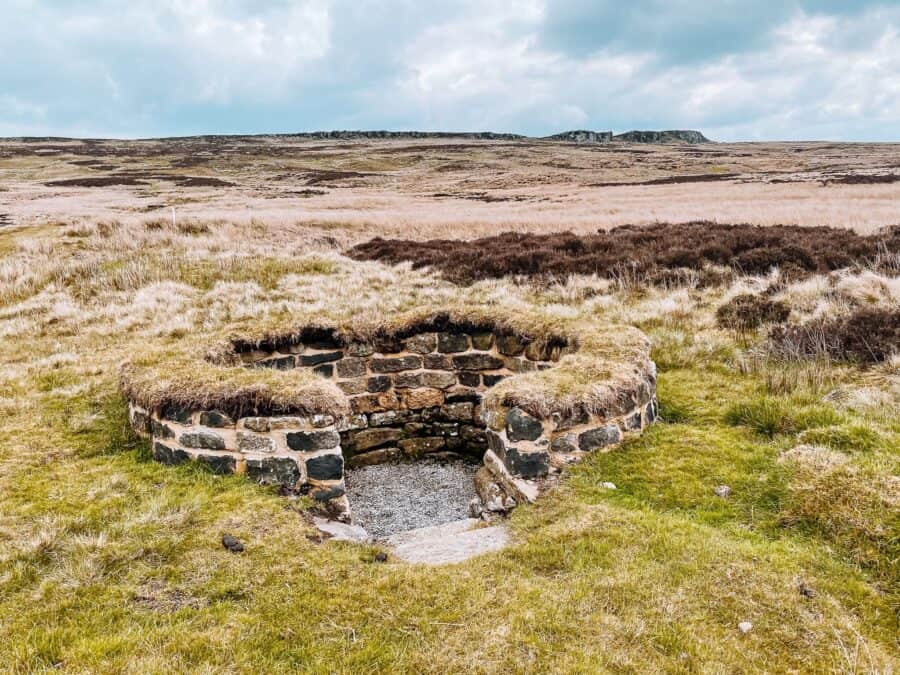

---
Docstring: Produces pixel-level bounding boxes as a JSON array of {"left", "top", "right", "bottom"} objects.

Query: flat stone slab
[
  {"left": 313, "top": 517, "right": 371, "bottom": 543},
  {"left": 385, "top": 518, "right": 510, "bottom": 564}
]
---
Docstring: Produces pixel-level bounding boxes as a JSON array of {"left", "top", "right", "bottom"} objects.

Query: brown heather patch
[
  {"left": 348, "top": 222, "right": 900, "bottom": 284},
  {"left": 716, "top": 294, "right": 791, "bottom": 333},
  {"left": 769, "top": 307, "right": 900, "bottom": 364}
]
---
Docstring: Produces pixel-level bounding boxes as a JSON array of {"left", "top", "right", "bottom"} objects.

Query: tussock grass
[{"left": 0, "top": 217, "right": 897, "bottom": 671}]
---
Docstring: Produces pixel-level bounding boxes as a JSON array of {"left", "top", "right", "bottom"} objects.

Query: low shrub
[
  {"left": 348, "top": 222, "right": 900, "bottom": 284},
  {"left": 770, "top": 307, "right": 900, "bottom": 364},
  {"left": 715, "top": 294, "right": 790, "bottom": 332}
]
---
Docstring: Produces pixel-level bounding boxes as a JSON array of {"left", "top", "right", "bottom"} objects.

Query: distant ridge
[{"left": 7, "top": 129, "right": 712, "bottom": 144}]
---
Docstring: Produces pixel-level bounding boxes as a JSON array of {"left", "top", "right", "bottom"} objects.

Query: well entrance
[{"left": 126, "top": 313, "right": 658, "bottom": 536}]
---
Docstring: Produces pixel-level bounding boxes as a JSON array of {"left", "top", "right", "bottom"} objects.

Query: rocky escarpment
[
  {"left": 613, "top": 130, "right": 710, "bottom": 143},
  {"left": 544, "top": 130, "right": 614, "bottom": 143}
]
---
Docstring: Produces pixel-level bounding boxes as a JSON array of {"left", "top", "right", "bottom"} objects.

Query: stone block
[
  {"left": 373, "top": 336, "right": 403, "bottom": 353},
  {"left": 347, "top": 447, "right": 402, "bottom": 466},
  {"left": 552, "top": 409, "right": 590, "bottom": 432},
  {"left": 350, "top": 427, "right": 404, "bottom": 451},
  {"left": 496, "top": 334, "right": 527, "bottom": 356},
  {"left": 366, "top": 375, "right": 392, "bottom": 392},
  {"left": 299, "top": 350, "right": 343, "bottom": 366},
  {"left": 452, "top": 353, "right": 504, "bottom": 371},
  {"left": 482, "top": 374, "right": 506, "bottom": 386},
  {"left": 399, "top": 437, "right": 446, "bottom": 457},
  {"left": 346, "top": 342, "right": 375, "bottom": 357},
  {"left": 237, "top": 431, "right": 276, "bottom": 453},
  {"left": 470, "top": 332, "right": 494, "bottom": 350},
  {"left": 269, "top": 416, "right": 307, "bottom": 430},
  {"left": 369, "top": 409, "right": 415, "bottom": 426},
  {"left": 336, "top": 358, "right": 367, "bottom": 378},
  {"left": 161, "top": 403, "right": 193, "bottom": 424},
  {"left": 506, "top": 407, "right": 543, "bottom": 442},
  {"left": 179, "top": 431, "right": 226, "bottom": 450},
  {"left": 524, "top": 342, "right": 550, "bottom": 361},
  {"left": 312, "top": 364, "right": 333, "bottom": 377},
  {"left": 350, "top": 391, "right": 400, "bottom": 414},
  {"left": 421, "top": 371, "right": 457, "bottom": 389},
  {"left": 286, "top": 429, "right": 341, "bottom": 451},
  {"left": 370, "top": 355, "right": 423, "bottom": 373},
  {"left": 306, "top": 453, "right": 344, "bottom": 481},
  {"left": 246, "top": 456, "right": 301, "bottom": 487},
  {"left": 393, "top": 372, "right": 424, "bottom": 388},
  {"left": 423, "top": 354, "right": 453, "bottom": 370},
  {"left": 243, "top": 417, "right": 270, "bottom": 432},
  {"left": 437, "top": 332, "right": 469, "bottom": 353},
  {"left": 405, "top": 333, "right": 437, "bottom": 354},
  {"left": 502, "top": 446, "right": 550, "bottom": 478},
  {"left": 336, "top": 414, "right": 368, "bottom": 432},
  {"left": 310, "top": 484, "right": 346, "bottom": 501},
  {"left": 151, "top": 419, "right": 175, "bottom": 439},
  {"left": 458, "top": 371, "right": 481, "bottom": 387},
  {"left": 624, "top": 410, "right": 642, "bottom": 431},
  {"left": 199, "top": 410, "right": 233, "bottom": 428},
  {"left": 130, "top": 408, "right": 150, "bottom": 433},
  {"left": 401, "top": 387, "right": 444, "bottom": 410},
  {"left": 550, "top": 433, "right": 578, "bottom": 454},
  {"left": 337, "top": 378, "right": 368, "bottom": 395},
  {"left": 577, "top": 424, "right": 623, "bottom": 451},
  {"left": 441, "top": 402, "right": 475, "bottom": 422},
  {"left": 251, "top": 355, "right": 295, "bottom": 370},
  {"left": 153, "top": 441, "right": 189, "bottom": 465},
  {"left": 196, "top": 453, "right": 237, "bottom": 474}
]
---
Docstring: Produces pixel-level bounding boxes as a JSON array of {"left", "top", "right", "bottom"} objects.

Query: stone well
[{"left": 124, "top": 312, "right": 657, "bottom": 526}]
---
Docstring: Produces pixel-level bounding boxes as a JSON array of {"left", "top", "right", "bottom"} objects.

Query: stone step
[{"left": 385, "top": 518, "right": 510, "bottom": 564}]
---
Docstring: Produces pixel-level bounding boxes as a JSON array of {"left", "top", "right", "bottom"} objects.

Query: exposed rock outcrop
[{"left": 613, "top": 129, "right": 711, "bottom": 143}]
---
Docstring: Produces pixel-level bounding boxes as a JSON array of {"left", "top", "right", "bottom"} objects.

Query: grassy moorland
[{"left": 0, "top": 213, "right": 896, "bottom": 673}]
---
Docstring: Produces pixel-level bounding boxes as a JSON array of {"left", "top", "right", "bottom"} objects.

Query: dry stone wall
[{"left": 127, "top": 322, "right": 657, "bottom": 523}]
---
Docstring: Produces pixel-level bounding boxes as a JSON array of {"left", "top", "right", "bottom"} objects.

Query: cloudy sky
[{"left": 3, "top": 0, "right": 900, "bottom": 140}]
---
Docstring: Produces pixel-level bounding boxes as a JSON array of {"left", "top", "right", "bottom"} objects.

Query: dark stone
[
  {"left": 550, "top": 434, "right": 578, "bottom": 454},
  {"left": 131, "top": 408, "right": 150, "bottom": 433},
  {"left": 246, "top": 457, "right": 301, "bottom": 486},
  {"left": 366, "top": 375, "right": 392, "bottom": 392},
  {"left": 447, "top": 390, "right": 481, "bottom": 404},
  {"left": 161, "top": 404, "right": 193, "bottom": 424},
  {"left": 393, "top": 372, "right": 424, "bottom": 388},
  {"left": 503, "top": 446, "right": 550, "bottom": 478},
  {"left": 504, "top": 357, "right": 537, "bottom": 373},
  {"left": 578, "top": 424, "right": 623, "bottom": 451},
  {"left": 470, "top": 332, "right": 494, "bottom": 350},
  {"left": 299, "top": 351, "right": 343, "bottom": 366},
  {"left": 421, "top": 371, "right": 457, "bottom": 389},
  {"left": 506, "top": 407, "right": 543, "bottom": 442},
  {"left": 286, "top": 430, "right": 341, "bottom": 451},
  {"left": 438, "top": 332, "right": 469, "bottom": 353},
  {"left": 151, "top": 419, "right": 175, "bottom": 439},
  {"left": 440, "top": 402, "right": 474, "bottom": 422},
  {"left": 646, "top": 398, "right": 658, "bottom": 424},
  {"left": 251, "top": 355, "right": 295, "bottom": 370},
  {"left": 423, "top": 354, "right": 452, "bottom": 370},
  {"left": 624, "top": 410, "right": 642, "bottom": 431},
  {"left": 370, "top": 355, "right": 422, "bottom": 373},
  {"left": 199, "top": 410, "right": 233, "bottom": 428},
  {"left": 452, "top": 353, "right": 504, "bottom": 370},
  {"left": 404, "top": 333, "right": 437, "bottom": 354},
  {"left": 311, "top": 484, "right": 346, "bottom": 501},
  {"left": 369, "top": 409, "right": 415, "bottom": 426},
  {"left": 553, "top": 409, "right": 590, "bottom": 431},
  {"left": 485, "top": 429, "right": 506, "bottom": 457},
  {"left": 179, "top": 431, "right": 226, "bottom": 450},
  {"left": 458, "top": 371, "right": 481, "bottom": 387},
  {"left": 524, "top": 342, "right": 550, "bottom": 361},
  {"left": 243, "top": 417, "right": 270, "bottom": 432},
  {"left": 482, "top": 374, "right": 506, "bottom": 386},
  {"left": 313, "top": 364, "right": 334, "bottom": 377},
  {"left": 336, "top": 358, "right": 367, "bottom": 378},
  {"left": 306, "top": 453, "right": 344, "bottom": 480},
  {"left": 496, "top": 334, "right": 527, "bottom": 356},
  {"left": 153, "top": 441, "right": 189, "bottom": 465},
  {"left": 196, "top": 453, "right": 236, "bottom": 474},
  {"left": 373, "top": 336, "right": 403, "bottom": 353},
  {"left": 460, "top": 425, "right": 486, "bottom": 445},
  {"left": 221, "top": 534, "right": 244, "bottom": 553},
  {"left": 374, "top": 551, "right": 389, "bottom": 563}
]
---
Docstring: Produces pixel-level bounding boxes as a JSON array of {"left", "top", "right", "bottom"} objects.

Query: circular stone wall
[{"left": 123, "top": 310, "right": 657, "bottom": 524}]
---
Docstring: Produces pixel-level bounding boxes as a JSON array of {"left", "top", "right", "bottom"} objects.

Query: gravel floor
[{"left": 344, "top": 459, "right": 479, "bottom": 539}]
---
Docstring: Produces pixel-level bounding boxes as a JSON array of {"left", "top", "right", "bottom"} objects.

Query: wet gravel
[{"left": 344, "top": 459, "right": 479, "bottom": 539}]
